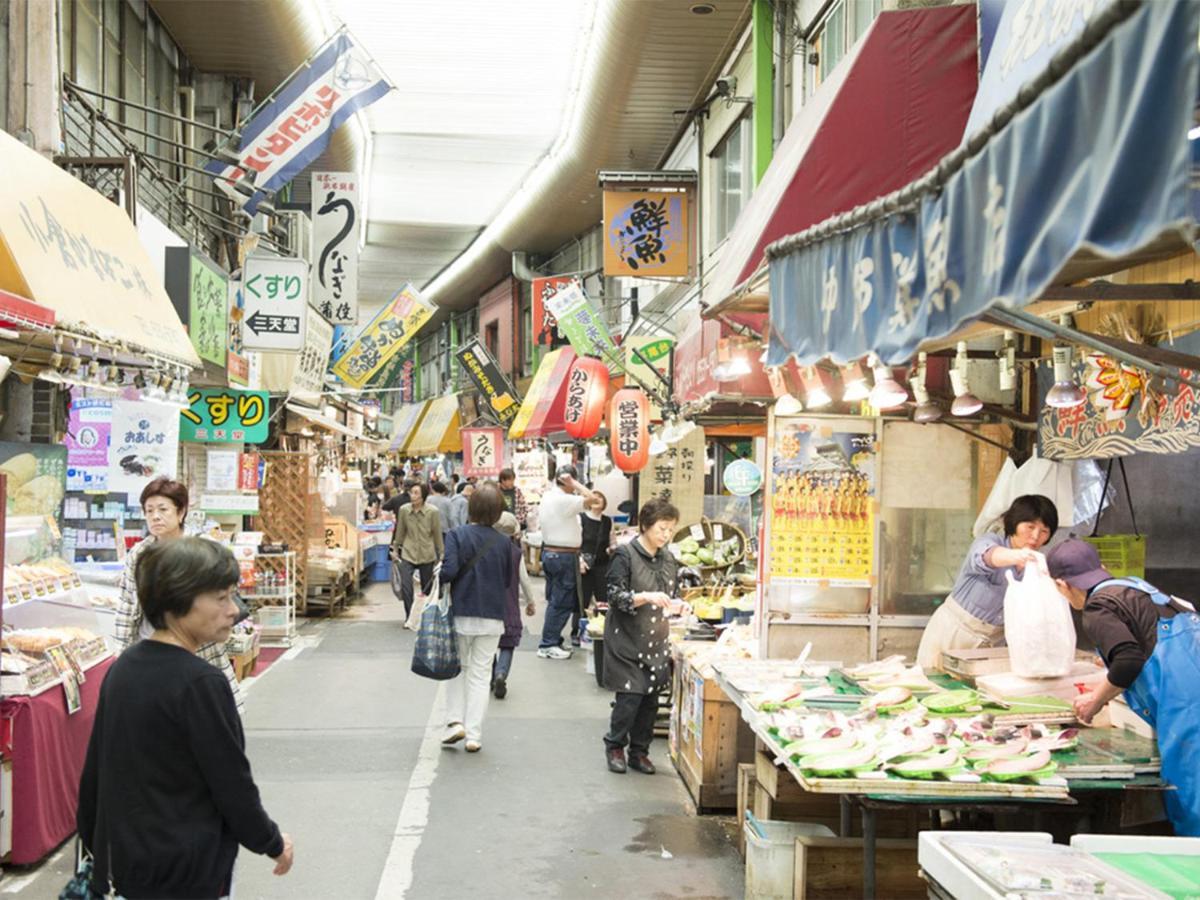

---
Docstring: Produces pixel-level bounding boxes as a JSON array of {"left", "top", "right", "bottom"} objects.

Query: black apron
[{"left": 603, "top": 542, "right": 677, "bottom": 695}]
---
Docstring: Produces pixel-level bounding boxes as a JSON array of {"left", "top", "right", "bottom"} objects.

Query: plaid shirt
[
  {"left": 115, "top": 537, "right": 245, "bottom": 714},
  {"left": 503, "top": 485, "right": 528, "bottom": 529}
]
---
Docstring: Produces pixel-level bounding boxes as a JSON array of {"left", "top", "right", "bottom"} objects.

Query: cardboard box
[{"left": 229, "top": 647, "right": 260, "bottom": 682}]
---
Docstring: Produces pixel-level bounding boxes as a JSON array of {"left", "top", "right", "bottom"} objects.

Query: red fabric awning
[
  {"left": 510, "top": 348, "right": 577, "bottom": 439},
  {"left": 704, "top": 5, "right": 979, "bottom": 312}
]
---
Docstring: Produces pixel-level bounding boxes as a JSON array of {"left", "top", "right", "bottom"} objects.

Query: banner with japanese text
[
  {"left": 204, "top": 32, "right": 390, "bottom": 214},
  {"left": 543, "top": 283, "right": 619, "bottom": 367},
  {"left": 462, "top": 427, "right": 505, "bottom": 479},
  {"left": 625, "top": 335, "right": 673, "bottom": 417},
  {"left": 108, "top": 399, "right": 180, "bottom": 497},
  {"left": 311, "top": 171, "right": 359, "bottom": 325},
  {"left": 532, "top": 276, "right": 573, "bottom": 346},
  {"left": 454, "top": 338, "right": 521, "bottom": 426},
  {"left": 637, "top": 425, "right": 705, "bottom": 529},
  {"left": 603, "top": 189, "right": 690, "bottom": 277},
  {"left": 186, "top": 251, "right": 228, "bottom": 368},
  {"left": 767, "top": 1, "right": 1198, "bottom": 367},
  {"left": 289, "top": 305, "right": 335, "bottom": 408},
  {"left": 332, "top": 283, "right": 434, "bottom": 389},
  {"left": 180, "top": 388, "right": 270, "bottom": 444}
]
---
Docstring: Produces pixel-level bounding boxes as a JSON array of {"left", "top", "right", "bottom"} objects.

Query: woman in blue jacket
[{"left": 440, "top": 483, "right": 515, "bottom": 753}]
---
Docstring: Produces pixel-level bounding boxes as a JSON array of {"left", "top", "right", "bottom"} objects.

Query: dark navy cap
[{"left": 1046, "top": 538, "right": 1111, "bottom": 592}]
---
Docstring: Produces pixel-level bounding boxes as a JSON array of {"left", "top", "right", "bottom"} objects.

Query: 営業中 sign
[
  {"left": 180, "top": 388, "right": 270, "bottom": 443},
  {"left": 242, "top": 255, "right": 309, "bottom": 351},
  {"left": 311, "top": 172, "right": 359, "bottom": 325},
  {"left": 454, "top": 338, "right": 521, "bottom": 426}
]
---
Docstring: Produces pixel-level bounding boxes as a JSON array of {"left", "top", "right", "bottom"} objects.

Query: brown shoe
[
  {"left": 606, "top": 746, "right": 627, "bottom": 773},
  {"left": 627, "top": 753, "right": 656, "bottom": 775}
]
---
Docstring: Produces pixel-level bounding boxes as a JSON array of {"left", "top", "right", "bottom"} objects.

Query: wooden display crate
[
  {"left": 229, "top": 646, "right": 260, "bottom": 682},
  {"left": 737, "top": 762, "right": 756, "bottom": 859},
  {"left": 793, "top": 836, "right": 922, "bottom": 899}
]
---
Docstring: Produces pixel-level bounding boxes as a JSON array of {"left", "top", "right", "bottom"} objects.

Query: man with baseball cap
[{"left": 1048, "top": 538, "right": 1200, "bottom": 836}]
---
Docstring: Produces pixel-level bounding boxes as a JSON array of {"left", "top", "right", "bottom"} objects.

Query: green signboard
[
  {"left": 543, "top": 283, "right": 619, "bottom": 366},
  {"left": 189, "top": 252, "right": 228, "bottom": 367},
  {"left": 180, "top": 388, "right": 269, "bottom": 443}
]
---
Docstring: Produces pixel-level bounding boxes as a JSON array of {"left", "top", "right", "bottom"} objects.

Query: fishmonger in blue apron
[{"left": 1048, "top": 538, "right": 1200, "bottom": 836}]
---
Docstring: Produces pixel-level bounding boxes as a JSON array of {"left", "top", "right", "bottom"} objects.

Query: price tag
[
  {"left": 689, "top": 524, "right": 705, "bottom": 541},
  {"left": 713, "top": 525, "right": 724, "bottom": 540}
]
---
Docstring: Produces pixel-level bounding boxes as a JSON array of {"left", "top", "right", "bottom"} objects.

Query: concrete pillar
[{"left": 6, "top": 0, "right": 60, "bottom": 157}]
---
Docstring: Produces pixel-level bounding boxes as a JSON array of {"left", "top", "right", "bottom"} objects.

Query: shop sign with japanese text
[
  {"left": 603, "top": 189, "right": 690, "bottom": 277},
  {"left": 543, "top": 283, "right": 618, "bottom": 367},
  {"left": 532, "top": 277, "right": 573, "bottom": 346},
  {"left": 462, "top": 427, "right": 505, "bottom": 479},
  {"left": 242, "top": 255, "right": 308, "bottom": 351},
  {"left": 332, "top": 283, "right": 435, "bottom": 388},
  {"left": 180, "top": 388, "right": 270, "bottom": 444},
  {"left": 203, "top": 33, "right": 390, "bottom": 215},
  {"left": 189, "top": 252, "right": 228, "bottom": 367},
  {"left": 108, "top": 400, "right": 180, "bottom": 497},
  {"left": 625, "top": 335, "right": 673, "bottom": 416},
  {"left": 311, "top": 171, "right": 359, "bottom": 325},
  {"left": 638, "top": 425, "right": 706, "bottom": 528},
  {"left": 226, "top": 280, "right": 250, "bottom": 386},
  {"left": 290, "top": 305, "right": 334, "bottom": 407},
  {"left": 454, "top": 338, "right": 521, "bottom": 426}
]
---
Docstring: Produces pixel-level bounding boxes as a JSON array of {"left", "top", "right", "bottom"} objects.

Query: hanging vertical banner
[
  {"left": 204, "top": 31, "right": 391, "bottom": 214},
  {"left": 239, "top": 452, "right": 261, "bottom": 491},
  {"left": 638, "top": 425, "right": 706, "bottom": 529},
  {"left": 543, "top": 283, "right": 619, "bottom": 366},
  {"left": 461, "top": 427, "right": 505, "bottom": 479},
  {"left": 289, "top": 305, "right": 335, "bottom": 407},
  {"left": 311, "top": 171, "right": 359, "bottom": 325},
  {"left": 190, "top": 252, "right": 229, "bottom": 367},
  {"left": 603, "top": 189, "right": 690, "bottom": 277},
  {"left": 227, "top": 280, "right": 250, "bottom": 386},
  {"left": 454, "top": 338, "right": 521, "bottom": 426},
  {"left": 242, "top": 255, "right": 309, "bottom": 351},
  {"left": 107, "top": 399, "right": 181, "bottom": 498},
  {"left": 331, "top": 283, "right": 435, "bottom": 388},
  {"left": 65, "top": 392, "right": 112, "bottom": 491},
  {"left": 531, "top": 276, "right": 574, "bottom": 346}
]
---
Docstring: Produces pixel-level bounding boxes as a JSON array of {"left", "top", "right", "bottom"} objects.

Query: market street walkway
[{"left": 4, "top": 581, "right": 743, "bottom": 900}]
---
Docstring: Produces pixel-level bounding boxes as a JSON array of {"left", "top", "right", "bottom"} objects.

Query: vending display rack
[{"left": 244, "top": 551, "right": 297, "bottom": 647}]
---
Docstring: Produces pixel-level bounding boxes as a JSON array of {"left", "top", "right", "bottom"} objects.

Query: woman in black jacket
[
  {"left": 575, "top": 490, "right": 613, "bottom": 647},
  {"left": 77, "top": 538, "right": 293, "bottom": 899}
]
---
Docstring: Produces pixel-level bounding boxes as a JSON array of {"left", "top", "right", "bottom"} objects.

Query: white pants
[
  {"left": 447, "top": 632, "right": 502, "bottom": 741},
  {"left": 916, "top": 595, "right": 1005, "bottom": 671}
]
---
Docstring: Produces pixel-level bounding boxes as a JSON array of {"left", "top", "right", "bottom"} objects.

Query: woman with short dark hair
[
  {"left": 603, "top": 498, "right": 680, "bottom": 775},
  {"left": 114, "top": 477, "right": 243, "bottom": 712},
  {"left": 439, "top": 484, "right": 515, "bottom": 752},
  {"left": 78, "top": 538, "right": 293, "bottom": 899},
  {"left": 391, "top": 481, "right": 443, "bottom": 616},
  {"left": 917, "top": 493, "right": 1059, "bottom": 670}
]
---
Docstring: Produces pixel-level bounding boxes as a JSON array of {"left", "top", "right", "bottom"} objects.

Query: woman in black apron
[{"left": 603, "top": 498, "right": 680, "bottom": 774}]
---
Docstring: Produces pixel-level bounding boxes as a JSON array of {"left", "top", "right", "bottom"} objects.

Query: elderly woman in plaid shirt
[{"left": 114, "top": 477, "right": 243, "bottom": 713}]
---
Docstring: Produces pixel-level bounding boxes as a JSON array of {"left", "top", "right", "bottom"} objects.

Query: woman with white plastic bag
[
  {"left": 1003, "top": 552, "right": 1076, "bottom": 678},
  {"left": 917, "top": 495, "right": 1059, "bottom": 671}
]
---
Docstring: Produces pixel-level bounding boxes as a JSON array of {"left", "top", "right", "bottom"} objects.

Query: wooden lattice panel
[{"left": 257, "top": 452, "right": 315, "bottom": 610}]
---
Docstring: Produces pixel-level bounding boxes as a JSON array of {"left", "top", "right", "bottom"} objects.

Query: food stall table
[{"left": 1, "top": 657, "right": 113, "bottom": 864}]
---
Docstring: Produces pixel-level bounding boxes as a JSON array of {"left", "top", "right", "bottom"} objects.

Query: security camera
[{"left": 714, "top": 75, "right": 737, "bottom": 98}]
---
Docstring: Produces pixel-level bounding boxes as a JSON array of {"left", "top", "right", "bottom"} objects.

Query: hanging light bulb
[
  {"left": 648, "top": 427, "right": 669, "bottom": 457},
  {"left": 950, "top": 341, "right": 983, "bottom": 416},
  {"left": 912, "top": 352, "right": 942, "bottom": 423},
  {"left": 713, "top": 337, "right": 752, "bottom": 380},
  {"left": 800, "top": 366, "right": 832, "bottom": 409},
  {"left": 774, "top": 392, "right": 804, "bottom": 417},
  {"left": 868, "top": 355, "right": 908, "bottom": 410},
  {"left": 998, "top": 330, "right": 1017, "bottom": 392},
  {"left": 1045, "top": 344, "right": 1087, "bottom": 408},
  {"left": 841, "top": 360, "right": 870, "bottom": 402}
]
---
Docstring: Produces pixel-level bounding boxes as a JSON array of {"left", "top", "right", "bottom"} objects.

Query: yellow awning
[
  {"left": 0, "top": 129, "right": 200, "bottom": 366},
  {"left": 405, "top": 394, "right": 462, "bottom": 456},
  {"left": 391, "top": 401, "right": 431, "bottom": 453}
]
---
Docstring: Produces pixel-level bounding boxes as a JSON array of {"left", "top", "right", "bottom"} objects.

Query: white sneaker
[
  {"left": 537, "top": 646, "right": 573, "bottom": 660},
  {"left": 465, "top": 740, "right": 482, "bottom": 753},
  {"left": 441, "top": 724, "right": 465, "bottom": 745}
]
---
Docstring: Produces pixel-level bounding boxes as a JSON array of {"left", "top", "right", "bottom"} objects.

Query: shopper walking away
[
  {"left": 428, "top": 480, "right": 453, "bottom": 537},
  {"left": 391, "top": 482, "right": 444, "bottom": 616},
  {"left": 114, "top": 477, "right": 243, "bottom": 713},
  {"left": 440, "top": 484, "right": 515, "bottom": 752},
  {"left": 446, "top": 481, "right": 474, "bottom": 530},
  {"left": 576, "top": 490, "right": 612, "bottom": 647},
  {"left": 603, "top": 498, "right": 679, "bottom": 775},
  {"left": 537, "top": 465, "right": 598, "bottom": 659},
  {"left": 382, "top": 478, "right": 417, "bottom": 519},
  {"left": 497, "top": 467, "right": 528, "bottom": 529},
  {"left": 491, "top": 511, "right": 536, "bottom": 699},
  {"left": 1048, "top": 539, "right": 1200, "bottom": 836},
  {"left": 77, "top": 538, "right": 293, "bottom": 898}
]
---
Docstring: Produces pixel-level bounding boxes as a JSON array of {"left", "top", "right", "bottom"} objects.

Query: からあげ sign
[{"left": 180, "top": 388, "right": 270, "bottom": 444}]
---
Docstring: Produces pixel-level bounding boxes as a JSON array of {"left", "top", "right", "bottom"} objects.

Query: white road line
[
  {"left": 1, "top": 844, "right": 68, "bottom": 893},
  {"left": 373, "top": 683, "right": 446, "bottom": 900},
  {"left": 241, "top": 630, "right": 326, "bottom": 695}
]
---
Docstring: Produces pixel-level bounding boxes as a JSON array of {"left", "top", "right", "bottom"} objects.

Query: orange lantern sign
[
  {"left": 563, "top": 356, "right": 609, "bottom": 440},
  {"left": 609, "top": 388, "right": 650, "bottom": 473}
]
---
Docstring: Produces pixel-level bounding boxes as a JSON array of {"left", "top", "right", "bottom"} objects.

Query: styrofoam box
[
  {"left": 256, "top": 607, "right": 290, "bottom": 630},
  {"left": 744, "top": 818, "right": 835, "bottom": 899}
]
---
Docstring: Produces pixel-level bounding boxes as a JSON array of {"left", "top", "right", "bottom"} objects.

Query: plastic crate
[
  {"left": 256, "top": 607, "right": 290, "bottom": 631},
  {"left": 367, "top": 558, "right": 392, "bottom": 582},
  {"left": 1082, "top": 534, "right": 1146, "bottom": 578}
]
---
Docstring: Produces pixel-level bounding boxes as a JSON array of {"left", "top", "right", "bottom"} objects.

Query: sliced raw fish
[
  {"left": 980, "top": 749, "right": 1053, "bottom": 774},
  {"left": 887, "top": 748, "right": 962, "bottom": 776}
]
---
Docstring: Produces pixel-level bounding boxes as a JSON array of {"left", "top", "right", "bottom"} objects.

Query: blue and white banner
[
  {"left": 767, "top": 1, "right": 1198, "bottom": 367},
  {"left": 206, "top": 32, "right": 390, "bottom": 214}
]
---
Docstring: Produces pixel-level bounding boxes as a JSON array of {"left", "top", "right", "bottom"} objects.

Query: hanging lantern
[
  {"left": 608, "top": 388, "right": 650, "bottom": 473},
  {"left": 563, "top": 356, "right": 609, "bottom": 440}
]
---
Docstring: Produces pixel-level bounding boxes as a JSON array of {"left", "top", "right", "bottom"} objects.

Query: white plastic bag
[
  {"left": 1002, "top": 555, "right": 1076, "bottom": 678},
  {"left": 404, "top": 572, "right": 440, "bottom": 632}
]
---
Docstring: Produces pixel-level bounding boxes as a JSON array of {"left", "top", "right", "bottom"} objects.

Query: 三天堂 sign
[{"left": 242, "top": 255, "right": 309, "bottom": 352}]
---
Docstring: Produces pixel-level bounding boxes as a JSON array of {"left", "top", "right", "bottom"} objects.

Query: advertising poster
[
  {"left": 769, "top": 420, "right": 877, "bottom": 586},
  {"left": 0, "top": 442, "right": 67, "bottom": 519},
  {"left": 638, "top": 426, "right": 705, "bottom": 529},
  {"left": 512, "top": 447, "right": 549, "bottom": 508},
  {"left": 65, "top": 392, "right": 113, "bottom": 491},
  {"left": 289, "top": 305, "right": 335, "bottom": 407},
  {"left": 107, "top": 399, "right": 181, "bottom": 498}
]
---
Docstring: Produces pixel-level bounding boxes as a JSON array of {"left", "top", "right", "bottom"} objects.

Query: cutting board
[{"left": 977, "top": 662, "right": 1108, "bottom": 700}]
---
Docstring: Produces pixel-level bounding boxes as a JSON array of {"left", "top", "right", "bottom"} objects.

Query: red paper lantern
[
  {"left": 563, "top": 356, "right": 609, "bottom": 440},
  {"left": 608, "top": 388, "right": 650, "bottom": 473}
]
